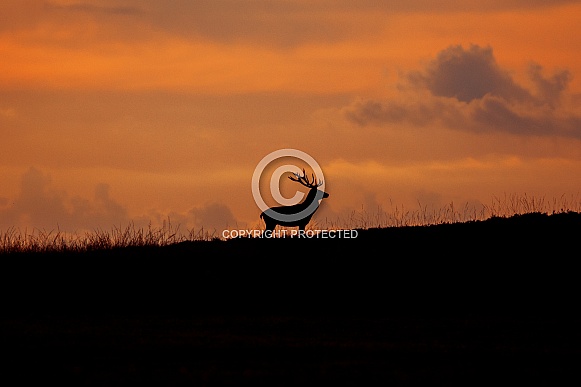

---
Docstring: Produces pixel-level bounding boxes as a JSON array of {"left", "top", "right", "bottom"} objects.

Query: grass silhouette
[
  {"left": 322, "top": 192, "right": 581, "bottom": 229},
  {"left": 0, "top": 219, "right": 217, "bottom": 254},
  {"left": 2, "top": 193, "right": 580, "bottom": 253}
]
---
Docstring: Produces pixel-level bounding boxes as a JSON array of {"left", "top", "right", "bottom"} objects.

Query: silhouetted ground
[{"left": 1, "top": 212, "right": 580, "bottom": 385}]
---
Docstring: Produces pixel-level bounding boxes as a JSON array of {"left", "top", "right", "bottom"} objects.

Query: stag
[{"left": 260, "top": 169, "right": 329, "bottom": 231}]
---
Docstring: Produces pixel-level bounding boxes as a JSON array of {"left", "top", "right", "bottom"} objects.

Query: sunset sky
[{"left": 2, "top": 0, "right": 581, "bottom": 234}]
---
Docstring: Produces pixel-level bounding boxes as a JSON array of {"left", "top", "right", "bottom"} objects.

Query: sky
[{"left": 1, "top": 0, "right": 581, "bottom": 234}]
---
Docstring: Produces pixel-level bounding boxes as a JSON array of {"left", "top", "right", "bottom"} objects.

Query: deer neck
[{"left": 302, "top": 188, "right": 320, "bottom": 207}]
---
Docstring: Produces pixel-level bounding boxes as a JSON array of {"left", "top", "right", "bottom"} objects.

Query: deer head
[{"left": 287, "top": 168, "right": 329, "bottom": 206}]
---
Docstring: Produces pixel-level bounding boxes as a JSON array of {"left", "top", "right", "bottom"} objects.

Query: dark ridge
[
  {"left": 2, "top": 212, "right": 580, "bottom": 385},
  {"left": 1, "top": 211, "right": 579, "bottom": 316}
]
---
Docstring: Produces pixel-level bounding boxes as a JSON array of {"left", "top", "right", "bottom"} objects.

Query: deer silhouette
[{"left": 260, "top": 169, "right": 329, "bottom": 232}]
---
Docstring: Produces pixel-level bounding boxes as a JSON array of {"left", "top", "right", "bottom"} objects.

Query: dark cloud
[
  {"left": 345, "top": 44, "right": 581, "bottom": 139},
  {"left": 405, "top": 45, "right": 531, "bottom": 103},
  {"left": 345, "top": 98, "right": 457, "bottom": 127},
  {"left": 528, "top": 63, "right": 572, "bottom": 108}
]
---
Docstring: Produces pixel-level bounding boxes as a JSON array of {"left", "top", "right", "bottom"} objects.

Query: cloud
[
  {"left": 188, "top": 203, "right": 238, "bottom": 232},
  {"left": 0, "top": 167, "right": 129, "bottom": 231},
  {"left": 115, "top": 1, "right": 581, "bottom": 46},
  {"left": 0, "top": 1, "right": 366, "bottom": 46},
  {"left": 405, "top": 45, "right": 532, "bottom": 103},
  {"left": 140, "top": 202, "right": 240, "bottom": 238},
  {"left": 528, "top": 63, "right": 572, "bottom": 108},
  {"left": 5, "top": 1, "right": 576, "bottom": 47},
  {"left": 0, "top": 1, "right": 140, "bottom": 34},
  {"left": 45, "top": 2, "right": 142, "bottom": 16},
  {"left": 344, "top": 44, "right": 581, "bottom": 139},
  {"left": 134, "top": 1, "right": 366, "bottom": 47},
  {"left": 0, "top": 168, "right": 243, "bottom": 236}
]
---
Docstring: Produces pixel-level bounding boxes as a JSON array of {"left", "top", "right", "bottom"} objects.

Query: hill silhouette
[
  {"left": 2, "top": 211, "right": 580, "bottom": 315},
  {"left": 1, "top": 212, "right": 580, "bottom": 385}
]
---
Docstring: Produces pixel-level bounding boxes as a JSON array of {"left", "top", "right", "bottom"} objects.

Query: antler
[{"left": 288, "top": 168, "right": 323, "bottom": 188}]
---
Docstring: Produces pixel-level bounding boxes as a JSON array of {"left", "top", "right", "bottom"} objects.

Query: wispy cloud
[{"left": 45, "top": 1, "right": 143, "bottom": 16}]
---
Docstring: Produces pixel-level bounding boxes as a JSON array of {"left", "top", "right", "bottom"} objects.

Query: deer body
[{"left": 260, "top": 169, "right": 329, "bottom": 231}]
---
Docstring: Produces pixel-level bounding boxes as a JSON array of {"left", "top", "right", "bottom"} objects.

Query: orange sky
[{"left": 1, "top": 0, "right": 581, "bottom": 233}]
